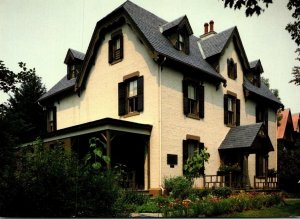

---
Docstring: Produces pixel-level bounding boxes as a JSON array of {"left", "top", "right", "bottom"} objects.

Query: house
[
  {"left": 277, "top": 109, "right": 295, "bottom": 149},
  {"left": 292, "top": 113, "right": 300, "bottom": 147},
  {"left": 38, "top": 1, "right": 283, "bottom": 195}
]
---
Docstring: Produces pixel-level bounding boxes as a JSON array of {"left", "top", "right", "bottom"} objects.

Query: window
[
  {"left": 118, "top": 76, "right": 144, "bottom": 116},
  {"left": 183, "top": 80, "right": 204, "bottom": 119},
  {"left": 176, "top": 32, "right": 189, "bottom": 54},
  {"left": 253, "top": 73, "right": 261, "bottom": 87},
  {"left": 227, "top": 58, "right": 237, "bottom": 80},
  {"left": 224, "top": 94, "right": 240, "bottom": 126},
  {"left": 109, "top": 30, "right": 123, "bottom": 64},
  {"left": 256, "top": 105, "right": 268, "bottom": 133},
  {"left": 67, "top": 64, "right": 79, "bottom": 80},
  {"left": 46, "top": 107, "right": 56, "bottom": 132},
  {"left": 183, "top": 139, "right": 204, "bottom": 175}
]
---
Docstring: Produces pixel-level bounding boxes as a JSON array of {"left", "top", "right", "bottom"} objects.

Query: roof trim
[
  {"left": 43, "top": 117, "right": 153, "bottom": 143},
  {"left": 250, "top": 59, "right": 264, "bottom": 74}
]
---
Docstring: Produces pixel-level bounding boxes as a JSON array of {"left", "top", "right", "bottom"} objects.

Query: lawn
[{"left": 224, "top": 199, "right": 300, "bottom": 217}]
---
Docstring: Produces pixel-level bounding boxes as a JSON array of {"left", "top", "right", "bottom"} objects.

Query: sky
[{"left": 0, "top": 0, "right": 299, "bottom": 113}]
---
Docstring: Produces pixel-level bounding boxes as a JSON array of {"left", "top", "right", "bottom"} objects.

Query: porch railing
[
  {"left": 204, "top": 172, "right": 246, "bottom": 189},
  {"left": 254, "top": 174, "right": 278, "bottom": 189}
]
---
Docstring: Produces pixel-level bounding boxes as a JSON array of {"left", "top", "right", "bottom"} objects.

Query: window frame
[
  {"left": 46, "top": 106, "right": 57, "bottom": 133},
  {"left": 224, "top": 94, "right": 240, "bottom": 127},
  {"left": 183, "top": 79, "right": 204, "bottom": 119},
  {"left": 118, "top": 75, "right": 144, "bottom": 117},
  {"left": 183, "top": 139, "right": 205, "bottom": 176},
  {"left": 256, "top": 105, "right": 268, "bottom": 133}
]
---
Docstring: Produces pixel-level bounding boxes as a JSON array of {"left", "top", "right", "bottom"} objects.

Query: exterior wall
[{"left": 54, "top": 24, "right": 161, "bottom": 190}]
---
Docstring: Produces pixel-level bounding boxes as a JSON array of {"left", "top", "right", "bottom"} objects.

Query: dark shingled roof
[
  {"left": 122, "top": 1, "right": 225, "bottom": 82},
  {"left": 243, "top": 77, "right": 283, "bottom": 107},
  {"left": 69, "top": 49, "right": 85, "bottom": 60},
  {"left": 200, "top": 27, "right": 235, "bottom": 58},
  {"left": 161, "top": 16, "right": 186, "bottom": 33},
  {"left": 219, "top": 123, "right": 263, "bottom": 150},
  {"left": 249, "top": 60, "right": 259, "bottom": 69},
  {"left": 38, "top": 76, "right": 76, "bottom": 102}
]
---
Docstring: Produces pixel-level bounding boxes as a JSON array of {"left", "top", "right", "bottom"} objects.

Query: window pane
[
  {"left": 188, "top": 85, "right": 196, "bottom": 100},
  {"left": 115, "top": 38, "right": 121, "bottom": 50},
  {"left": 228, "top": 98, "right": 233, "bottom": 112},
  {"left": 187, "top": 142, "right": 195, "bottom": 158},
  {"left": 129, "top": 80, "right": 137, "bottom": 97},
  {"left": 179, "top": 34, "right": 184, "bottom": 43},
  {"left": 48, "top": 110, "right": 53, "bottom": 121}
]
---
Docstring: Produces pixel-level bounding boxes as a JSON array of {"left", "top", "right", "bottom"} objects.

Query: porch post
[
  {"left": 243, "top": 153, "right": 250, "bottom": 189},
  {"left": 106, "top": 130, "right": 111, "bottom": 170}
]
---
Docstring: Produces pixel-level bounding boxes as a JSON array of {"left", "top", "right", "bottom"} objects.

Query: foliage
[
  {"left": 135, "top": 201, "right": 161, "bottom": 213},
  {"left": 84, "top": 137, "right": 110, "bottom": 171},
  {"left": 278, "top": 143, "right": 300, "bottom": 192},
  {"left": 0, "top": 138, "right": 125, "bottom": 217},
  {"left": 164, "top": 176, "right": 193, "bottom": 200},
  {"left": 183, "top": 147, "right": 210, "bottom": 180},
  {"left": 261, "top": 77, "right": 281, "bottom": 100},
  {"left": 218, "top": 162, "right": 241, "bottom": 173},
  {"left": 290, "top": 48, "right": 300, "bottom": 85},
  {"left": 222, "top": 0, "right": 273, "bottom": 17}
]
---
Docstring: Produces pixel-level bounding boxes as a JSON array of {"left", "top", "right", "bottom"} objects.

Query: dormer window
[
  {"left": 178, "top": 33, "right": 184, "bottom": 51},
  {"left": 176, "top": 32, "right": 189, "bottom": 54},
  {"left": 253, "top": 73, "right": 261, "bottom": 87}
]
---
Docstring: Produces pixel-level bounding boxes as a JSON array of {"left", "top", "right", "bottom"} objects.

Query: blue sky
[{"left": 0, "top": 0, "right": 299, "bottom": 112}]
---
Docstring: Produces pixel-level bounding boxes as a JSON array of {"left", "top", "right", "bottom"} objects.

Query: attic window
[
  {"left": 176, "top": 32, "right": 189, "bottom": 54},
  {"left": 227, "top": 58, "right": 237, "bottom": 80},
  {"left": 109, "top": 30, "right": 124, "bottom": 64},
  {"left": 67, "top": 64, "right": 79, "bottom": 80},
  {"left": 253, "top": 73, "right": 261, "bottom": 87}
]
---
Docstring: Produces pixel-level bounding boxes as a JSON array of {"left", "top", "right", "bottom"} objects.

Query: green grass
[{"left": 224, "top": 200, "right": 300, "bottom": 217}]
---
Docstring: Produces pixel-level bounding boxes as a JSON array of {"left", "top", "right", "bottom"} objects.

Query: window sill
[
  {"left": 123, "top": 111, "right": 140, "bottom": 118},
  {"left": 226, "top": 124, "right": 236, "bottom": 128},
  {"left": 186, "top": 114, "right": 200, "bottom": 120},
  {"left": 109, "top": 58, "right": 123, "bottom": 65}
]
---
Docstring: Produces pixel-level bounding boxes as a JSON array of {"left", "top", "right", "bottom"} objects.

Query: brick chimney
[
  {"left": 204, "top": 23, "right": 209, "bottom": 34},
  {"left": 200, "top": 20, "right": 217, "bottom": 39}
]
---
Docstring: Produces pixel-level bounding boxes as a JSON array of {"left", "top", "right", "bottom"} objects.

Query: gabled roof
[
  {"left": 38, "top": 75, "right": 76, "bottom": 103},
  {"left": 219, "top": 123, "right": 274, "bottom": 152},
  {"left": 292, "top": 113, "right": 300, "bottom": 132},
  {"left": 243, "top": 77, "right": 283, "bottom": 108},
  {"left": 277, "top": 109, "right": 293, "bottom": 139},
  {"left": 250, "top": 59, "right": 264, "bottom": 74},
  {"left": 161, "top": 15, "right": 193, "bottom": 36},
  {"left": 76, "top": 1, "right": 225, "bottom": 91},
  {"left": 64, "top": 48, "right": 85, "bottom": 64},
  {"left": 200, "top": 26, "right": 250, "bottom": 71}
]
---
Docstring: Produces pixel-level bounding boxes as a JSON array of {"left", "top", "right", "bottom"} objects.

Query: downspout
[{"left": 158, "top": 56, "right": 166, "bottom": 192}]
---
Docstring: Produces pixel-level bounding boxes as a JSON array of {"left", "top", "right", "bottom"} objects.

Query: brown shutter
[
  {"left": 224, "top": 94, "right": 229, "bottom": 125},
  {"left": 108, "top": 40, "right": 113, "bottom": 63},
  {"left": 199, "top": 85, "right": 204, "bottom": 118},
  {"left": 137, "top": 76, "right": 144, "bottom": 112},
  {"left": 183, "top": 80, "right": 189, "bottom": 115},
  {"left": 118, "top": 81, "right": 126, "bottom": 116},
  {"left": 236, "top": 98, "right": 240, "bottom": 126},
  {"left": 183, "top": 140, "right": 188, "bottom": 174},
  {"left": 119, "top": 34, "right": 124, "bottom": 60},
  {"left": 234, "top": 63, "right": 237, "bottom": 79},
  {"left": 264, "top": 108, "right": 268, "bottom": 133},
  {"left": 227, "top": 59, "right": 230, "bottom": 77}
]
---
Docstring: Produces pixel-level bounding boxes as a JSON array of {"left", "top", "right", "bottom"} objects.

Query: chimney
[
  {"left": 200, "top": 20, "right": 217, "bottom": 39},
  {"left": 204, "top": 23, "right": 209, "bottom": 34},
  {"left": 209, "top": 20, "right": 214, "bottom": 32}
]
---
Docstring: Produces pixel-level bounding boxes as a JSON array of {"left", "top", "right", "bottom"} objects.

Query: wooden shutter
[
  {"left": 264, "top": 108, "right": 268, "bottom": 133},
  {"left": 236, "top": 99, "right": 240, "bottom": 126},
  {"left": 224, "top": 94, "right": 229, "bottom": 125},
  {"left": 119, "top": 34, "right": 124, "bottom": 60},
  {"left": 118, "top": 81, "right": 126, "bottom": 116},
  {"left": 199, "top": 85, "right": 204, "bottom": 118},
  {"left": 234, "top": 63, "right": 237, "bottom": 79},
  {"left": 227, "top": 59, "right": 230, "bottom": 77},
  {"left": 182, "top": 140, "right": 188, "bottom": 174},
  {"left": 108, "top": 40, "right": 113, "bottom": 63},
  {"left": 183, "top": 80, "right": 189, "bottom": 115},
  {"left": 137, "top": 76, "right": 144, "bottom": 112}
]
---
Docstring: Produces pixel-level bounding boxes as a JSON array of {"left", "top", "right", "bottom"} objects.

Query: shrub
[
  {"left": 136, "top": 201, "right": 161, "bottom": 213},
  {"left": 211, "top": 187, "right": 233, "bottom": 198},
  {"left": 164, "top": 176, "right": 192, "bottom": 199}
]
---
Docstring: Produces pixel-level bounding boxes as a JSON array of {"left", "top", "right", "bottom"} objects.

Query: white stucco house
[{"left": 38, "top": 1, "right": 283, "bottom": 195}]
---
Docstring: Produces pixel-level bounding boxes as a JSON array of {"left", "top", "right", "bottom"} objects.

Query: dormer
[
  {"left": 64, "top": 49, "right": 85, "bottom": 80},
  {"left": 161, "top": 15, "right": 193, "bottom": 54},
  {"left": 248, "top": 59, "right": 263, "bottom": 87}
]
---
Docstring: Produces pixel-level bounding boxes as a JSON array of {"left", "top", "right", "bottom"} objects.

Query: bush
[
  {"left": 136, "top": 201, "right": 161, "bottom": 213},
  {"left": 211, "top": 187, "right": 233, "bottom": 198},
  {"left": 164, "top": 176, "right": 192, "bottom": 199}
]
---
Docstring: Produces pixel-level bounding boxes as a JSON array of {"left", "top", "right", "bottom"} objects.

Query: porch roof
[
  {"left": 42, "top": 117, "right": 152, "bottom": 143},
  {"left": 219, "top": 123, "right": 274, "bottom": 152}
]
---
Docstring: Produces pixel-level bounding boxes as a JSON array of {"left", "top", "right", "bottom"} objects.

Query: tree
[
  {"left": 261, "top": 76, "right": 281, "bottom": 100},
  {"left": 221, "top": 0, "right": 300, "bottom": 85}
]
